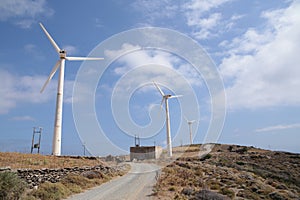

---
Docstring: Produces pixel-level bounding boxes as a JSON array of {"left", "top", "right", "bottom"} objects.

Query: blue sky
[{"left": 0, "top": 0, "right": 299, "bottom": 156}]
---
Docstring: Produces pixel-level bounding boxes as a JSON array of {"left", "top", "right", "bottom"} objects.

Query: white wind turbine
[
  {"left": 184, "top": 116, "right": 196, "bottom": 145},
  {"left": 39, "top": 23, "right": 103, "bottom": 156},
  {"left": 153, "top": 81, "right": 182, "bottom": 157}
]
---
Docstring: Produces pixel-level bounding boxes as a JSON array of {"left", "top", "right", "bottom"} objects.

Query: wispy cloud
[
  {"left": 183, "top": 0, "right": 231, "bottom": 14},
  {"left": 0, "top": 0, "right": 54, "bottom": 28},
  {"left": 10, "top": 115, "right": 35, "bottom": 121},
  {"left": 0, "top": 69, "right": 74, "bottom": 114},
  {"left": 24, "top": 44, "right": 45, "bottom": 60},
  {"left": 104, "top": 43, "right": 203, "bottom": 90},
  {"left": 131, "top": 0, "right": 179, "bottom": 25},
  {"left": 183, "top": 0, "right": 233, "bottom": 40},
  {"left": 0, "top": 69, "right": 54, "bottom": 114},
  {"left": 131, "top": 0, "right": 233, "bottom": 39},
  {"left": 255, "top": 123, "right": 300, "bottom": 133},
  {"left": 94, "top": 18, "right": 103, "bottom": 28},
  {"left": 62, "top": 45, "right": 78, "bottom": 55}
]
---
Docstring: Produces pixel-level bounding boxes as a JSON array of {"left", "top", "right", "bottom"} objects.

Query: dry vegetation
[
  {"left": 0, "top": 152, "right": 130, "bottom": 200},
  {"left": 154, "top": 144, "right": 300, "bottom": 199},
  {"left": 0, "top": 152, "right": 103, "bottom": 170},
  {"left": 23, "top": 169, "right": 128, "bottom": 200}
]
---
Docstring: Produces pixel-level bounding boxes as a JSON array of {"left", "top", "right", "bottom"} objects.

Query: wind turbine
[
  {"left": 39, "top": 23, "right": 103, "bottom": 156},
  {"left": 153, "top": 81, "right": 181, "bottom": 157},
  {"left": 184, "top": 116, "right": 196, "bottom": 145}
]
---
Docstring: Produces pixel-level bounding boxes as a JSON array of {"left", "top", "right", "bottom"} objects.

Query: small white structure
[{"left": 130, "top": 146, "right": 162, "bottom": 161}]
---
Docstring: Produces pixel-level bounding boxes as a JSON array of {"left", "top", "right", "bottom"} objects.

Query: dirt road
[{"left": 67, "top": 162, "right": 160, "bottom": 200}]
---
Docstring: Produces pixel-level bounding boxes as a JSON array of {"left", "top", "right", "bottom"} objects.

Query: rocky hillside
[{"left": 154, "top": 144, "right": 300, "bottom": 199}]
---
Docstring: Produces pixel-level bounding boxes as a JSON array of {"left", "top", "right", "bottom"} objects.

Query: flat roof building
[{"left": 130, "top": 146, "right": 162, "bottom": 161}]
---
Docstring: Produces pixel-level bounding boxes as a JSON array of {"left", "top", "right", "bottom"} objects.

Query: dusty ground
[{"left": 154, "top": 144, "right": 300, "bottom": 199}]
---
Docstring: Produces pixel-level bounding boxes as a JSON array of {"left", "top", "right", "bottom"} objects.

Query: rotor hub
[{"left": 59, "top": 50, "right": 66, "bottom": 59}]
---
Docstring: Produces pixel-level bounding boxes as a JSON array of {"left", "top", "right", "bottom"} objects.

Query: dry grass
[
  {"left": 0, "top": 152, "right": 131, "bottom": 200},
  {"left": 23, "top": 165, "right": 130, "bottom": 200},
  {"left": 25, "top": 173, "right": 111, "bottom": 200},
  {"left": 0, "top": 152, "right": 104, "bottom": 170},
  {"left": 154, "top": 144, "right": 300, "bottom": 199}
]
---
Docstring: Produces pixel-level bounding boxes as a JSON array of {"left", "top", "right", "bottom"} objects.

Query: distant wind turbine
[
  {"left": 153, "top": 81, "right": 182, "bottom": 157},
  {"left": 39, "top": 23, "right": 103, "bottom": 156},
  {"left": 184, "top": 116, "right": 196, "bottom": 145}
]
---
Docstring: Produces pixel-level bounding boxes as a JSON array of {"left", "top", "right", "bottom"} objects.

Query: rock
[
  {"left": 0, "top": 166, "right": 11, "bottom": 171},
  {"left": 193, "top": 189, "right": 230, "bottom": 200},
  {"left": 81, "top": 171, "right": 104, "bottom": 179},
  {"left": 269, "top": 192, "right": 286, "bottom": 200},
  {"left": 15, "top": 163, "right": 115, "bottom": 187},
  {"left": 182, "top": 187, "right": 194, "bottom": 196},
  {"left": 276, "top": 184, "right": 287, "bottom": 190}
]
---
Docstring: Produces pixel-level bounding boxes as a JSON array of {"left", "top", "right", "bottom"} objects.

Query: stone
[{"left": 182, "top": 187, "right": 194, "bottom": 196}]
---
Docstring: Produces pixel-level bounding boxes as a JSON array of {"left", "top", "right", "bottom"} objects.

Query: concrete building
[{"left": 130, "top": 146, "right": 162, "bottom": 160}]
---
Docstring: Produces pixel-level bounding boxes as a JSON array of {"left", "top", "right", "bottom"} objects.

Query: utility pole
[
  {"left": 31, "top": 127, "right": 42, "bottom": 154},
  {"left": 83, "top": 143, "right": 86, "bottom": 156},
  {"left": 134, "top": 135, "right": 140, "bottom": 147}
]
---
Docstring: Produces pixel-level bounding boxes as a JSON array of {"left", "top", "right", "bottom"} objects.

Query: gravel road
[{"left": 66, "top": 162, "right": 160, "bottom": 200}]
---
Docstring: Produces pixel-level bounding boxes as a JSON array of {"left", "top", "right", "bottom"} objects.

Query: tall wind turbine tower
[
  {"left": 184, "top": 117, "right": 196, "bottom": 145},
  {"left": 153, "top": 81, "right": 181, "bottom": 157},
  {"left": 39, "top": 23, "right": 103, "bottom": 156}
]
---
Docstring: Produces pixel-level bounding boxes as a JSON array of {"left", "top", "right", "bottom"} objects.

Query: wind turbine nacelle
[{"left": 59, "top": 50, "right": 67, "bottom": 59}]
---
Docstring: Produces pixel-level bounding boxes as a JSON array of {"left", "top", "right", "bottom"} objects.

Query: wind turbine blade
[
  {"left": 169, "top": 94, "right": 183, "bottom": 99},
  {"left": 40, "top": 60, "right": 61, "bottom": 93},
  {"left": 66, "top": 57, "right": 104, "bottom": 61},
  {"left": 39, "top": 23, "right": 61, "bottom": 53},
  {"left": 153, "top": 81, "right": 165, "bottom": 96},
  {"left": 160, "top": 97, "right": 165, "bottom": 109}
]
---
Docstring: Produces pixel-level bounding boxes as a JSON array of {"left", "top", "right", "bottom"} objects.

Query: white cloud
[
  {"left": 62, "top": 45, "right": 78, "bottom": 55},
  {"left": 198, "top": 13, "right": 222, "bottom": 30},
  {"left": 220, "top": 28, "right": 275, "bottom": 56},
  {"left": 131, "top": 0, "right": 179, "bottom": 24},
  {"left": 219, "top": 1, "right": 300, "bottom": 109},
  {"left": 183, "top": 0, "right": 233, "bottom": 39},
  {"left": 0, "top": 0, "right": 53, "bottom": 28},
  {"left": 10, "top": 115, "right": 35, "bottom": 121},
  {"left": 0, "top": 69, "right": 74, "bottom": 114},
  {"left": 104, "top": 43, "right": 203, "bottom": 89},
  {"left": 63, "top": 80, "right": 76, "bottom": 103},
  {"left": 255, "top": 123, "right": 300, "bottom": 133},
  {"left": 15, "top": 19, "right": 36, "bottom": 29},
  {"left": 94, "top": 18, "right": 103, "bottom": 28},
  {"left": 114, "top": 50, "right": 176, "bottom": 75},
  {"left": 190, "top": 13, "right": 222, "bottom": 39},
  {"left": 187, "top": 12, "right": 221, "bottom": 29},
  {"left": 24, "top": 44, "right": 45, "bottom": 60},
  {"left": 183, "top": 0, "right": 231, "bottom": 14},
  {"left": 131, "top": 0, "right": 234, "bottom": 39},
  {"left": 104, "top": 43, "right": 141, "bottom": 62}
]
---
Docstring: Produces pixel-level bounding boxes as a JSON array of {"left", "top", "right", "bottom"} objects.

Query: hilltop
[
  {"left": 154, "top": 144, "right": 300, "bottom": 199},
  {"left": 1, "top": 144, "right": 299, "bottom": 199}
]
